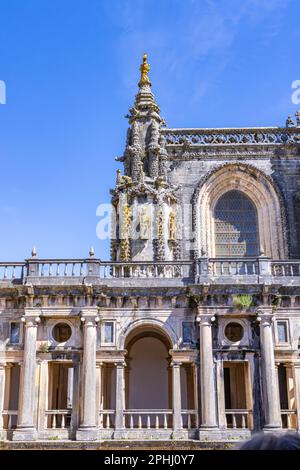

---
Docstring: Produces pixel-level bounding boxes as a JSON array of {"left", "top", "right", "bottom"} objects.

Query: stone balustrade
[
  {"left": 45, "top": 409, "right": 72, "bottom": 429},
  {"left": 161, "top": 127, "right": 300, "bottom": 146},
  {"left": 225, "top": 409, "right": 253, "bottom": 430},
  {"left": 280, "top": 409, "right": 298, "bottom": 429},
  {"left": 123, "top": 410, "right": 173, "bottom": 429},
  {"left": 1, "top": 258, "right": 300, "bottom": 286}
]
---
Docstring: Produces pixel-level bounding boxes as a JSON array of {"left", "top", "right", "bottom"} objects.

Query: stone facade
[{"left": 1, "top": 55, "right": 300, "bottom": 442}]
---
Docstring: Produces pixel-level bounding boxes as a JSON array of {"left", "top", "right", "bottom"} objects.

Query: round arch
[
  {"left": 193, "top": 163, "right": 288, "bottom": 259},
  {"left": 118, "top": 318, "right": 178, "bottom": 351}
]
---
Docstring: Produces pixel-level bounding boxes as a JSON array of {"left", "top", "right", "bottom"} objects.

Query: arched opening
[
  {"left": 125, "top": 329, "right": 172, "bottom": 411},
  {"left": 195, "top": 164, "right": 287, "bottom": 259},
  {"left": 214, "top": 190, "right": 259, "bottom": 257},
  {"left": 122, "top": 324, "right": 196, "bottom": 430}
]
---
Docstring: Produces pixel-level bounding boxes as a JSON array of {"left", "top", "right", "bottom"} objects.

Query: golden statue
[
  {"left": 139, "top": 53, "right": 151, "bottom": 86},
  {"left": 169, "top": 210, "right": 176, "bottom": 240},
  {"left": 140, "top": 206, "right": 151, "bottom": 239}
]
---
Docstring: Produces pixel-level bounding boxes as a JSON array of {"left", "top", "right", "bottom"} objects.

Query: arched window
[{"left": 214, "top": 190, "right": 259, "bottom": 257}]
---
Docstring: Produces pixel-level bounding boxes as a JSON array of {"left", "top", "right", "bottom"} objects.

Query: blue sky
[{"left": 0, "top": 0, "right": 299, "bottom": 261}]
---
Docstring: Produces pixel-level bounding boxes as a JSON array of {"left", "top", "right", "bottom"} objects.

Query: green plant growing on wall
[
  {"left": 39, "top": 342, "right": 50, "bottom": 353},
  {"left": 232, "top": 294, "right": 253, "bottom": 310},
  {"left": 271, "top": 295, "right": 281, "bottom": 311}
]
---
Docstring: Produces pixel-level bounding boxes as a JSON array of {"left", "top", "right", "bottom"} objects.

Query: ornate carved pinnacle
[{"left": 139, "top": 53, "right": 151, "bottom": 87}]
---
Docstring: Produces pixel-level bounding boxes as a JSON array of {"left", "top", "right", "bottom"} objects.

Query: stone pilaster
[
  {"left": 76, "top": 310, "right": 99, "bottom": 441},
  {"left": 258, "top": 312, "right": 282, "bottom": 430},
  {"left": 197, "top": 313, "right": 218, "bottom": 432},
  {"left": 294, "top": 364, "right": 300, "bottom": 431},
  {"left": 171, "top": 361, "right": 184, "bottom": 439},
  {"left": 113, "top": 361, "right": 125, "bottom": 438},
  {"left": 0, "top": 363, "right": 6, "bottom": 433},
  {"left": 13, "top": 313, "right": 40, "bottom": 440}
]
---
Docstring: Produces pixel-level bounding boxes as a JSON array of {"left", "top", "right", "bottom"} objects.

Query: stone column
[
  {"left": 37, "top": 360, "right": 48, "bottom": 432},
  {"left": 258, "top": 313, "right": 282, "bottom": 430},
  {"left": 96, "top": 362, "right": 103, "bottom": 428},
  {"left": 294, "top": 364, "right": 300, "bottom": 431},
  {"left": 114, "top": 362, "right": 125, "bottom": 437},
  {"left": 171, "top": 361, "right": 183, "bottom": 438},
  {"left": 197, "top": 314, "right": 218, "bottom": 431},
  {"left": 13, "top": 314, "right": 40, "bottom": 440},
  {"left": 76, "top": 311, "right": 99, "bottom": 441},
  {"left": 0, "top": 363, "right": 6, "bottom": 432},
  {"left": 285, "top": 364, "right": 296, "bottom": 429}
]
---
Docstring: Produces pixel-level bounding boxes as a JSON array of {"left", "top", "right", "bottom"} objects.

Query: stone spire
[{"left": 127, "top": 53, "right": 161, "bottom": 124}]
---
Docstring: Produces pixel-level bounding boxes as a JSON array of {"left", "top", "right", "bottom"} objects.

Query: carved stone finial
[
  {"left": 286, "top": 114, "right": 296, "bottom": 128},
  {"left": 139, "top": 53, "right": 151, "bottom": 87},
  {"left": 31, "top": 246, "right": 37, "bottom": 258},
  {"left": 295, "top": 110, "right": 300, "bottom": 127},
  {"left": 89, "top": 246, "right": 95, "bottom": 257},
  {"left": 116, "top": 169, "right": 122, "bottom": 185}
]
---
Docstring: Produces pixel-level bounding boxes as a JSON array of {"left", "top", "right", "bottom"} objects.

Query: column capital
[
  {"left": 170, "top": 361, "right": 182, "bottom": 367},
  {"left": 21, "top": 313, "right": 40, "bottom": 327},
  {"left": 256, "top": 311, "right": 275, "bottom": 326},
  {"left": 196, "top": 314, "right": 216, "bottom": 325},
  {"left": 114, "top": 361, "right": 126, "bottom": 368},
  {"left": 80, "top": 310, "right": 100, "bottom": 326}
]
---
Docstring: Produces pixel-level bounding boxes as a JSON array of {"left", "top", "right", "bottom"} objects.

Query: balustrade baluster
[
  {"left": 241, "top": 414, "right": 246, "bottom": 429},
  {"left": 12, "top": 266, "right": 16, "bottom": 279},
  {"left": 147, "top": 415, "right": 151, "bottom": 429},
  {"left": 49, "top": 264, "right": 52, "bottom": 276},
  {"left": 187, "top": 413, "right": 191, "bottom": 429},
  {"left": 3, "top": 266, "right": 7, "bottom": 279},
  {"left": 155, "top": 415, "right": 159, "bottom": 429},
  {"left": 64, "top": 263, "right": 67, "bottom": 276},
  {"left": 106, "top": 413, "right": 110, "bottom": 429},
  {"left": 138, "top": 415, "right": 142, "bottom": 429},
  {"left": 52, "top": 414, "right": 56, "bottom": 429},
  {"left": 80, "top": 263, "right": 83, "bottom": 276},
  {"left": 8, "top": 414, "right": 12, "bottom": 429},
  {"left": 61, "top": 414, "right": 65, "bottom": 429},
  {"left": 121, "top": 265, "right": 124, "bottom": 277},
  {"left": 130, "top": 414, "right": 134, "bottom": 429},
  {"left": 112, "top": 266, "right": 116, "bottom": 277},
  {"left": 71, "top": 263, "right": 75, "bottom": 276},
  {"left": 232, "top": 414, "right": 236, "bottom": 429},
  {"left": 56, "top": 264, "right": 60, "bottom": 276},
  {"left": 164, "top": 414, "right": 168, "bottom": 429}
]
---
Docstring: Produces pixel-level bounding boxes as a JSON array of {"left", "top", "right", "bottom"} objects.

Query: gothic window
[{"left": 214, "top": 190, "right": 259, "bottom": 257}]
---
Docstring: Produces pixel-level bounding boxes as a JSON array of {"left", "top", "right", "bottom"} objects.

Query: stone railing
[
  {"left": 280, "top": 409, "right": 298, "bottom": 429},
  {"left": 45, "top": 409, "right": 72, "bottom": 429},
  {"left": 0, "top": 410, "right": 18, "bottom": 430},
  {"left": 181, "top": 410, "right": 199, "bottom": 429},
  {"left": 124, "top": 409, "right": 173, "bottom": 429},
  {"left": 98, "top": 410, "right": 115, "bottom": 429},
  {"left": 161, "top": 127, "right": 300, "bottom": 146},
  {"left": 225, "top": 409, "right": 253, "bottom": 430},
  {"left": 1, "top": 258, "right": 300, "bottom": 285}
]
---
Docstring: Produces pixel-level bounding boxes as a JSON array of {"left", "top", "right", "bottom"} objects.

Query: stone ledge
[{"left": 0, "top": 439, "right": 238, "bottom": 450}]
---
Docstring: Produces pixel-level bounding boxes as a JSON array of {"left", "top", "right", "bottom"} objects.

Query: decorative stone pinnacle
[
  {"left": 139, "top": 53, "right": 151, "bottom": 87},
  {"left": 31, "top": 246, "right": 37, "bottom": 258},
  {"left": 89, "top": 246, "right": 95, "bottom": 257}
]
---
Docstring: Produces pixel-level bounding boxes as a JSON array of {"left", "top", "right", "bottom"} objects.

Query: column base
[
  {"left": 76, "top": 427, "right": 98, "bottom": 441},
  {"left": 263, "top": 425, "right": 282, "bottom": 433},
  {"left": 171, "top": 429, "right": 186, "bottom": 440},
  {"left": 198, "top": 427, "right": 223, "bottom": 441},
  {"left": 113, "top": 429, "right": 127, "bottom": 440},
  {"left": 12, "top": 427, "right": 38, "bottom": 441}
]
